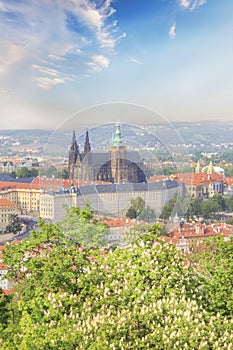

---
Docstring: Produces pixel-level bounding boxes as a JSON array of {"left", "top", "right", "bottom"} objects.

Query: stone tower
[
  {"left": 110, "top": 125, "right": 128, "bottom": 183},
  {"left": 68, "top": 130, "right": 81, "bottom": 181},
  {"left": 83, "top": 129, "right": 91, "bottom": 157}
]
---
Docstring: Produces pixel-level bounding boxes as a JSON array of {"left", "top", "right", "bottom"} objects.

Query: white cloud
[
  {"left": 32, "top": 65, "right": 60, "bottom": 78},
  {"left": 87, "top": 54, "right": 110, "bottom": 72},
  {"left": 0, "top": 0, "right": 125, "bottom": 89},
  {"left": 190, "top": 0, "right": 206, "bottom": 11},
  {"left": 169, "top": 23, "right": 176, "bottom": 40},
  {"left": 179, "top": 0, "right": 206, "bottom": 11},
  {"left": 48, "top": 54, "right": 66, "bottom": 62},
  {"left": 130, "top": 58, "right": 142, "bottom": 65},
  {"left": 32, "top": 64, "right": 73, "bottom": 89},
  {"left": 180, "top": 0, "right": 191, "bottom": 8},
  {"left": 33, "top": 77, "right": 68, "bottom": 90}
]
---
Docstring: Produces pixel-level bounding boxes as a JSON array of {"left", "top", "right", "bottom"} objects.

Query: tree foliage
[
  {"left": 57, "top": 204, "right": 107, "bottom": 248},
  {"left": 159, "top": 198, "right": 176, "bottom": 220},
  {"left": 0, "top": 289, "right": 12, "bottom": 335},
  {"left": 5, "top": 214, "right": 22, "bottom": 234},
  {"left": 190, "top": 235, "right": 233, "bottom": 317},
  {"left": 1, "top": 223, "right": 233, "bottom": 348},
  {"left": 126, "top": 197, "right": 145, "bottom": 219}
]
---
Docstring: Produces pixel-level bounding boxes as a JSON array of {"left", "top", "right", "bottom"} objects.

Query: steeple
[
  {"left": 207, "top": 161, "right": 213, "bottom": 175},
  {"left": 68, "top": 130, "right": 80, "bottom": 181},
  {"left": 195, "top": 160, "right": 201, "bottom": 173},
  {"left": 70, "top": 130, "right": 79, "bottom": 154},
  {"left": 84, "top": 129, "right": 91, "bottom": 156},
  {"left": 110, "top": 124, "right": 125, "bottom": 147}
]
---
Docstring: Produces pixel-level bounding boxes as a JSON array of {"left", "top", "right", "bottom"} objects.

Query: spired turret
[
  {"left": 207, "top": 161, "right": 213, "bottom": 175},
  {"left": 195, "top": 160, "right": 201, "bottom": 173},
  {"left": 68, "top": 130, "right": 81, "bottom": 181},
  {"left": 84, "top": 129, "right": 91, "bottom": 157}
]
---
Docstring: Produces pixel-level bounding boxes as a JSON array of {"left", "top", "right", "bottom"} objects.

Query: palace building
[{"left": 68, "top": 125, "right": 148, "bottom": 184}]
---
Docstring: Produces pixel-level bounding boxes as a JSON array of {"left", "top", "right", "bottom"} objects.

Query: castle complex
[{"left": 68, "top": 125, "right": 147, "bottom": 184}]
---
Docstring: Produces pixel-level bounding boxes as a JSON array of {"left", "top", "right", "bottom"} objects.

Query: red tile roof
[
  {"left": 170, "top": 222, "right": 233, "bottom": 240},
  {"left": 225, "top": 177, "right": 233, "bottom": 186},
  {"left": 0, "top": 177, "right": 111, "bottom": 192},
  {"left": 103, "top": 217, "right": 135, "bottom": 227},
  {"left": 2, "top": 289, "right": 14, "bottom": 295},
  {"left": 149, "top": 172, "right": 224, "bottom": 187},
  {"left": 0, "top": 198, "right": 17, "bottom": 207}
]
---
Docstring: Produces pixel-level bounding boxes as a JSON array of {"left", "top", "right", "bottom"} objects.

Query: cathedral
[{"left": 68, "top": 125, "right": 147, "bottom": 184}]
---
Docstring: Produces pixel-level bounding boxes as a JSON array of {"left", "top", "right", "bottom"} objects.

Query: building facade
[
  {"left": 0, "top": 198, "right": 20, "bottom": 231},
  {"left": 39, "top": 180, "right": 181, "bottom": 222},
  {"left": 68, "top": 126, "right": 147, "bottom": 184}
]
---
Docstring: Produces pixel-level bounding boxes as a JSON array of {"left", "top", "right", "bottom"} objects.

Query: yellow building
[
  {"left": 0, "top": 198, "right": 20, "bottom": 231},
  {"left": 0, "top": 182, "right": 40, "bottom": 216}
]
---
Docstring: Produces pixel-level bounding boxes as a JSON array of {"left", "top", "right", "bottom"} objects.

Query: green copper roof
[{"left": 110, "top": 125, "right": 125, "bottom": 147}]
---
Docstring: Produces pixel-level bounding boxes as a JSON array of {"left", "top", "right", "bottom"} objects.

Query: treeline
[
  {"left": 1, "top": 167, "right": 39, "bottom": 179},
  {"left": 160, "top": 194, "right": 233, "bottom": 221},
  {"left": 0, "top": 165, "right": 69, "bottom": 179}
]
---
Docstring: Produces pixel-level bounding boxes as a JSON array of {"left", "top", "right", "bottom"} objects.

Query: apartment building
[{"left": 0, "top": 198, "right": 20, "bottom": 231}]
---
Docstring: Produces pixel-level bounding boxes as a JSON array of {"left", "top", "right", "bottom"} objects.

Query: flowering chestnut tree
[{"left": 1, "top": 223, "right": 233, "bottom": 349}]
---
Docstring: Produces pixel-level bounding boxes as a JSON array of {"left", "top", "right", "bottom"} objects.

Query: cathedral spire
[
  {"left": 70, "top": 130, "right": 79, "bottom": 153},
  {"left": 110, "top": 124, "right": 125, "bottom": 147},
  {"left": 84, "top": 129, "right": 91, "bottom": 156},
  {"left": 68, "top": 130, "right": 80, "bottom": 181}
]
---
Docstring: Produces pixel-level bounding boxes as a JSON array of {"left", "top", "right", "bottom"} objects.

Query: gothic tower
[
  {"left": 83, "top": 129, "right": 91, "bottom": 157},
  {"left": 68, "top": 130, "right": 80, "bottom": 181},
  {"left": 110, "top": 125, "right": 128, "bottom": 183}
]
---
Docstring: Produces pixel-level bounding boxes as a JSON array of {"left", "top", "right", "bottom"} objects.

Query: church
[{"left": 68, "top": 125, "right": 148, "bottom": 184}]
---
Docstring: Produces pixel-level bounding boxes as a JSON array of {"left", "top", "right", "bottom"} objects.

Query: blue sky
[{"left": 0, "top": 0, "right": 232, "bottom": 129}]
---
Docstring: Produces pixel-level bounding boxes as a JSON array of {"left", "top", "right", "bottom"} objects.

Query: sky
[{"left": 0, "top": 0, "right": 232, "bottom": 129}]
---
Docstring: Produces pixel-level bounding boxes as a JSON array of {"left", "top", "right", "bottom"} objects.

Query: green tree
[
  {"left": 189, "top": 235, "right": 233, "bottom": 317},
  {"left": 122, "top": 222, "right": 167, "bottom": 243},
  {"left": 126, "top": 197, "right": 145, "bottom": 219},
  {"left": 15, "top": 167, "right": 39, "bottom": 178},
  {"left": 57, "top": 204, "right": 107, "bottom": 248},
  {"left": 2, "top": 225, "right": 233, "bottom": 349},
  {"left": 29, "top": 168, "right": 39, "bottom": 177},
  {"left": 159, "top": 198, "right": 176, "bottom": 220},
  {"left": 225, "top": 195, "right": 233, "bottom": 211},
  {"left": 200, "top": 199, "right": 220, "bottom": 218},
  {"left": 226, "top": 216, "right": 233, "bottom": 225},
  {"left": 212, "top": 194, "right": 226, "bottom": 211},
  {"left": 15, "top": 167, "right": 30, "bottom": 178},
  {"left": 138, "top": 205, "right": 156, "bottom": 222},
  {"left": 61, "top": 167, "right": 69, "bottom": 179},
  {"left": 186, "top": 198, "right": 201, "bottom": 218},
  {"left": 5, "top": 214, "right": 22, "bottom": 234},
  {"left": 0, "top": 289, "right": 12, "bottom": 335}
]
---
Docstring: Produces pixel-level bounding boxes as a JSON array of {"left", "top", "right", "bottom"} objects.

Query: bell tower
[{"left": 110, "top": 125, "right": 128, "bottom": 183}]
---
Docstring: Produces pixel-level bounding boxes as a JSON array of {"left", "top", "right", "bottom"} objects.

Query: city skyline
[{"left": 0, "top": 0, "right": 232, "bottom": 129}]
